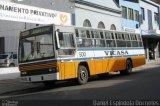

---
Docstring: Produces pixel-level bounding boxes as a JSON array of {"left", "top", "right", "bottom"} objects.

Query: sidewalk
[
  {"left": 0, "top": 67, "right": 19, "bottom": 80},
  {"left": 133, "top": 60, "right": 160, "bottom": 71}
]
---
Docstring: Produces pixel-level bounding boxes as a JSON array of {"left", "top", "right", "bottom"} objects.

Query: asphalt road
[{"left": 0, "top": 62, "right": 160, "bottom": 106}]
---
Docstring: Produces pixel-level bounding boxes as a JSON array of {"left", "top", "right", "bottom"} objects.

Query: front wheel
[
  {"left": 120, "top": 60, "right": 132, "bottom": 75},
  {"left": 77, "top": 65, "right": 89, "bottom": 85}
]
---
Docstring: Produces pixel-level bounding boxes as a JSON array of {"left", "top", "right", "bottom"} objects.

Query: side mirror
[{"left": 56, "top": 31, "right": 60, "bottom": 49}]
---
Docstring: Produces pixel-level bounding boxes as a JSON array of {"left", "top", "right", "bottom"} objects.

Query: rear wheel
[
  {"left": 120, "top": 59, "right": 132, "bottom": 75},
  {"left": 77, "top": 65, "right": 89, "bottom": 85}
]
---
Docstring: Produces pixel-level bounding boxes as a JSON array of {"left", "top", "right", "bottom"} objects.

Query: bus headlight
[
  {"left": 49, "top": 68, "right": 56, "bottom": 72},
  {"left": 21, "top": 72, "right": 27, "bottom": 75}
]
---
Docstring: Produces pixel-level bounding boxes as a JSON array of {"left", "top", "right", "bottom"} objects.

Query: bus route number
[{"left": 79, "top": 52, "right": 86, "bottom": 57}]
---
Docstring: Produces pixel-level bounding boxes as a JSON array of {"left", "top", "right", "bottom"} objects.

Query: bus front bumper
[{"left": 20, "top": 73, "right": 59, "bottom": 82}]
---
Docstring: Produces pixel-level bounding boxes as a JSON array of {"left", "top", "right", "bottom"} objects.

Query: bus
[{"left": 18, "top": 25, "right": 146, "bottom": 86}]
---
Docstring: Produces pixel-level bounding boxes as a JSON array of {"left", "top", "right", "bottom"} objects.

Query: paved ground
[
  {"left": 0, "top": 61, "right": 160, "bottom": 106},
  {"left": 0, "top": 61, "right": 159, "bottom": 95}
]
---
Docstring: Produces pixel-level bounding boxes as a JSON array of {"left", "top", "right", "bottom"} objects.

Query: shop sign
[{"left": 0, "top": 1, "right": 71, "bottom": 25}]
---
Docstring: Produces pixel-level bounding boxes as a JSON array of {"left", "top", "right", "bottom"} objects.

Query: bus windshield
[{"left": 19, "top": 33, "right": 54, "bottom": 62}]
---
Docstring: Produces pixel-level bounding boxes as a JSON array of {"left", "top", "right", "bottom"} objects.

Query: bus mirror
[{"left": 56, "top": 31, "right": 60, "bottom": 49}]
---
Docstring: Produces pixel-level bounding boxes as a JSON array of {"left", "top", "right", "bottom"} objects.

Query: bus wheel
[
  {"left": 43, "top": 81, "right": 55, "bottom": 87},
  {"left": 77, "top": 65, "right": 89, "bottom": 85},
  {"left": 120, "top": 60, "right": 132, "bottom": 75}
]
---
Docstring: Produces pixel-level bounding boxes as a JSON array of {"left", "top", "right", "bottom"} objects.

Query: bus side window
[
  {"left": 125, "top": 34, "right": 131, "bottom": 47},
  {"left": 91, "top": 31, "right": 94, "bottom": 38},
  {"left": 100, "top": 31, "right": 104, "bottom": 39},
  {"left": 105, "top": 32, "right": 116, "bottom": 47},
  {"left": 75, "top": 29, "right": 79, "bottom": 37},
  {"left": 137, "top": 34, "right": 143, "bottom": 47},
  {"left": 86, "top": 30, "right": 90, "bottom": 38},
  {"left": 115, "top": 33, "right": 118, "bottom": 39},
  {"left": 80, "top": 30, "right": 86, "bottom": 38},
  {"left": 93, "top": 30, "right": 100, "bottom": 38},
  {"left": 56, "top": 29, "right": 63, "bottom": 41},
  {"left": 130, "top": 34, "right": 138, "bottom": 47},
  {"left": 111, "top": 33, "right": 114, "bottom": 39},
  {"left": 116, "top": 33, "right": 126, "bottom": 47},
  {"left": 105, "top": 32, "right": 110, "bottom": 39}
]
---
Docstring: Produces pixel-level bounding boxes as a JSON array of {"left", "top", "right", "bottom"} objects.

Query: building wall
[
  {"left": 140, "top": 0, "right": 159, "bottom": 32},
  {"left": 139, "top": 0, "right": 160, "bottom": 61},
  {"left": 119, "top": 0, "right": 140, "bottom": 31},
  {"left": 0, "top": 21, "right": 24, "bottom": 53},
  {"left": 84, "top": 0, "right": 119, "bottom": 10},
  {"left": 75, "top": 0, "right": 121, "bottom": 30}
]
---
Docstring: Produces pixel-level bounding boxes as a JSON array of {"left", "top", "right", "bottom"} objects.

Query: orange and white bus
[{"left": 18, "top": 25, "right": 146, "bottom": 86}]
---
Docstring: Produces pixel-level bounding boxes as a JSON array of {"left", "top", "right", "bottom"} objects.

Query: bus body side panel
[
  {"left": 102, "top": 59, "right": 110, "bottom": 73},
  {"left": 107, "top": 58, "right": 126, "bottom": 72},
  {"left": 94, "top": 59, "right": 103, "bottom": 74},
  {"left": 58, "top": 62, "right": 65, "bottom": 80},
  {"left": 87, "top": 60, "right": 96, "bottom": 75},
  {"left": 131, "top": 56, "right": 146, "bottom": 68},
  {"left": 59, "top": 61, "right": 77, "bottom": 80}
]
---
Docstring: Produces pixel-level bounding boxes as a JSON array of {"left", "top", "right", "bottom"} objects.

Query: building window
[
  {"left": 128, "top": 8, "right": 134, "bottom": 20},
  {"left": 134, "top": 10, "right": 139, "bottom": 22},
  {"left": 148, "top": 9, "right": 153, "bottom": 30},
  {"left": 141, "top": 7, "right": 145, "bottom": 20},
  {"left": 83, "top": 19, "right": 92, "bottom": 27},
  {"left": 154, "top": 12, "right": 158, "bottom": 22},
  {"left": 98, "top": 21, "right": 105, "bottom": 29},
  {"left": 110, "top": 24, "right": 116, "bottom": 30},
  {"left": 122, "top": 6, "right": 127, "bottom": 19},
  {"left": 0, "top": 37, "right": 5, "bottom": 54}
]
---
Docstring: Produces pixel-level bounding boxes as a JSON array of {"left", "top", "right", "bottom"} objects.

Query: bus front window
[{"left": 19, "top": 33, "right": 54, "bottom": 62}]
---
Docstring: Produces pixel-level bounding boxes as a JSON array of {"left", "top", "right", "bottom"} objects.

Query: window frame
[
  {"left": 134, "top": 10, "right": 139, "bottom": 22},
  {"left": 128, "top": 8, "right": 134, "bottom": 20},
  {"left": 122, "top": 6, "right": 127, "bottom": 19},
  {"left": 141, "top": 7, "right": 145, "bottom": 20}
]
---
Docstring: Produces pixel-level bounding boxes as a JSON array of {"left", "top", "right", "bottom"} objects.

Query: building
[
  {"left": 0, "top": 0, "right": 121, "bottom": 54},
  {"left": 119, "top": 0, "right": 141, "bottom": 33},
  {"left": 140, "top": 0, "right": 160, "bottom": 61},
  {"left": 118, "top": 0, "right": 160, "bottom": 62},
  {"left": 0, "top": 0, "right": 73, "bottom": 54},
  {"left": 73, "top": 0, "right": 121, "bottom": 30}
]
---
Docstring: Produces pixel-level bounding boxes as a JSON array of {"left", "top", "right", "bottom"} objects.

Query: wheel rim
[
  {"left": 127, "top": 61, "right": 132, "bottom": 73},
  {"left": 80, "top": 70, "right": 87, "bottom": 81}
]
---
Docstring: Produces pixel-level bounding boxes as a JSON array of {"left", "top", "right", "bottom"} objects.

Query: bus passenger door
[{"left": 55, "top": 26, "right": 77, "bottom": 80}]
